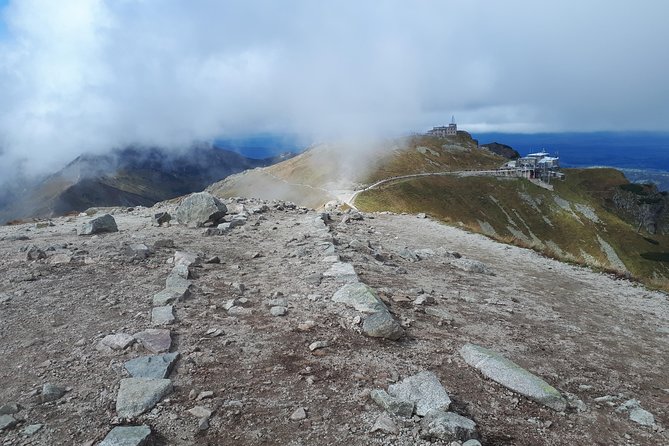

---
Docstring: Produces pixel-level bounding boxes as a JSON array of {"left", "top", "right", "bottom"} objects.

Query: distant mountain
[{"left": 0, "top": 146, "right": 291, "bottom": 224}]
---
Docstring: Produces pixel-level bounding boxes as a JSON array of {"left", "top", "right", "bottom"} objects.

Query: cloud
[{"left": 0, "top": 0, "right": 668, "bottom": 179}]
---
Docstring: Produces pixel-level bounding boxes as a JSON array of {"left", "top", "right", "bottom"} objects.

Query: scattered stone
[
  {"left": 79, "top": 214, "right": 118, "bottom": 235},
  {"left": 174, "top": 251, "right": 200, "bottom": 268},
  {"left": 309, "top": 341, "right": 328, "bottom": 351},
  {"left": 270, "top": 306, "right": 288, "bottom": 316},
  {"left": 100, "top": 333, "right": 135, "bottom": 351},
  {"left": 451, "top": 258, "right": 493, "bottom": 275},
  {"left": 0, "top": 415, "right": 18, "bottom": 431},
  {"left": 370, "top": 389, "right": 414, "bottom": 418},
  {"left": 153, "top": 239, "right": 175, "bottom": 249},
  {"left": 205, "top": 328, "right": 224, "bottom": 337},
  {"left": 21, "top": 424, "right": 43, "bottom": 436},
  {"left": 116, "top": 378, "right": 173, "bottom": 418},
  {"left": 124, "top": 352, "right": 180, "bottom": 379},
  {"left": 227, "top": 306, "right": 253, "bottom": 316},
  {"left": 362, "top": 311, "right": 404, "bottom": 341},
  {"left": 398, "top": 248, "right": 419, "bottom": 262},
  {"left": 0, "top": 402, "right": 21, "bottom": 415},
  {"left": 332, "top": 283, "right": 387, "bottom": 313},
  {"left": 198, "top": 417, "right": 210, "bottom": 431},
  {"left": 388, "top": 371, "right": 451, "bottom": 416},
  {"left": 420, "top": 409, "right": 478, "bottom": 442},
  {"left": 133, "top": 329, "right": 171, "bottom": 354},
  {"left": 416, "top": 212, "right": 427, "bottom": 219},
  {"left": 124, "top": 243, "right": 151, "bottom": 260},
  {"left": 26, "top": 246, "right": 47, "bottom": 261},
  {"left": 370, "top": 412, "right": 400, "bottom": 435},
  {"left": 564, "top": 392, "right": 587, "bottom": 413},
  {"left": 165, "top": 274, "right": 192, "bottom": 291},
  {"left": 290, "top": 407, "right": 307, "bottom": 421},
  {"left": 424, "top": 307, "right": 453, "bottom": 321},
  {"left": 204, "top": 256, "right": 221, "bottom": 264},
  {"left": 170, "top": 263, "right": 190, "bottom": 280},
  {"left": 175, "top": 192, "right": 228, "bottom": 228},
  {"left": 154, "top": 212, "right": 172, "bottom": 226},
  {"left": 49, "top": 253, "right": 72, "bottom": 264},
  {"left": 196, "top": 391, "right": 214, "bottom": 400},
  {"left": 323, "top": 262, "right": 358, "bottom": 282},
  {"left": 414, "top": 294, "right": 435, "bottom": 305},
  {"left": 298, "top": 320, "right": 316, "bottom": 331},
  {"left": 153, "top": 286, "right": 189, "bottom": 306},
  {"left": 151, "top": 306, "right": 175, "bottom": 326},
  {"left": 188, "top": 406, "right": 212, "bottom": 419},
  {"left": 616, "top": 399, "right": 656, "bottom": 427},
  {"left": 39, "top": 382, "right": 67, "bottom": 403},
  {"left": 459, "top": 343, "right": 566, "bottom": 411},
  {"left": 98, "top": 425, "right": 152, "bottom": 446}
]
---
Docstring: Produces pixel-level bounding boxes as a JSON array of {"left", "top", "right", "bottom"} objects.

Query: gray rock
[
  {"left": 308, "top": 341, "right": 328, "bottom": 351},
  {"left": 188, "top": 406, "right": 212, "bottom": 418},
  {"left": 124, "top": 244, "right": 151, "bottom": 260},
  {"left": 133, "top": 329, "right": 171, "bottom": 354},
  {"left": 323, "top": 262, "right": 358, "bottom": 282},
  {"left": 26, "top": 246, "right": 47, "bottom": 261},
  {"left": 98, "top": 425, "right": 152, "bottom": 446},
  {"left": 79, "top": 214, "right": 118, "bottom": 235},
  {"left": 153, "top": 239, "right": 175, "bottom": 249},
  {"left": 116, "top": 378, "right": 173, "bottom": 418},
  {"left": 424, "top": 307, "right": 453, "bottom": 321},
  {"left": 204, "top": 256, "right": 220, "bottom": 264},
  {"left": 175, "top": 192, "right": 227, "bottom": 228},
  {"left": 100, "top": 333, "right": 135, "bottom": 350},
  {"left": 290, "top": 407, "right": 307, "bottom": 421},
  {"left": 124, "top": 353, "right": 180, "bottom": 379},
  {"left": 332, "top": 283, "right": 387, "bottom": 313},
  {"left": 414, "top": 248, "right": 435, "bottom": 259},
  {"left": 459, "top": 343, "right": 566, "bottom": 411},
  {"left": 227, "top": 306, "right": 252, "bottom": 316},
  {"left": 370, "top": 389, "right": 414, "bottom": 418},
  {"left": 153, "top": 212, "right": 171, "bottom": 226},
  {"left": 388, "top": 371, "right": 451, "bottom": 416},
  {"left": 0, "top": 415, "right": 18, "bottom": 431},
  {"left": 165, "top": 274, "right": 192, "bottom": 291},
  {"left": 362, "top": 311, "right": 404, "bottom": 341},
  {"left": 151, "top": 306, "right": 175, "bottom": 326},
  {"left": 451, "top": 258, "right": 492, "bottom": 275},
  {"left": 420, "top": 409, "right": 478, "bottom": 442},
  {"left": 398, "top": 248, "right": 419, "bottom": 262},
  {"left": 370, "top": 412, "right": 400, "bottom": 435},
  {"left": 564, "top": 392, "right": 587, "bottom": 412},
  {"left": 21, "top": 424, "right": 43, "bottom": 436},
  {"left": 170, "top": 263, "right": 190, "bottom": 280},
  {"left": 617, "top": 399, "right": 656, "bottom": 427},
  {"left": 270, "top": 306, "right": 288, "bottom": 316},
  {"left": 463, "top": 440, "right": 483, "bottom": 446},
  {"left": 0, "top": 402, "right": 21, "bottom": 415},
  {"left": 152, "top": 286, "right": 189, "bottom": 306},
  {"left": 39, "top": 383, "right": 66, "bottom": 403},
  {"left": 174, "top": 251, "right": 201, "bottom": 268}
]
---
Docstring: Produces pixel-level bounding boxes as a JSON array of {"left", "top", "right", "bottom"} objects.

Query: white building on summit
[{"left": 427, "top": 116, "right": 457, "bottom": 137}]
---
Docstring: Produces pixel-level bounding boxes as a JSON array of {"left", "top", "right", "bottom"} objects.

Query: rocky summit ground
[{"left": 0, "top": 198, "right": 667, "bottom": 445}]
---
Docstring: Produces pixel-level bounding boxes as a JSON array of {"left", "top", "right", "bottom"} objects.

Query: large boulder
[
  {"left": 459, "top": 343, "right": 567, "bottom": 411},
  {"left": 175, "top": 192, "right": 227, "bottom": 228},
  {"left": 420, "top": 409, "right": 478, "bottom": 442},
  {"left": 79, "top": 214, "right": 118, "bottom": 236}
]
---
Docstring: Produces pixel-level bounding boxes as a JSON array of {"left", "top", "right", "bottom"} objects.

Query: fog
[{"left": 0, "top": 0, "right": 668, "bottom": 181}]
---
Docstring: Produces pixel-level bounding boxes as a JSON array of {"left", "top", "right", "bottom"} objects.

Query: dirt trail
[{"left": 0, "top": 205, "right": 666, "bottom": 445}]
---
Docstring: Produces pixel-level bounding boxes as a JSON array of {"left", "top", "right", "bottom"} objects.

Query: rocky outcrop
[
  {"left": 78, "top": 214, "right": 118, "bottom": 235},
  {"left": 175, "top": 192, "right": 228, "bottom": 228},
  {"left": 481, "top": 142, "right": 520, "bottom": 159},
  {"left": 612, "top": 183, "right": 669, "bottom": 234}
]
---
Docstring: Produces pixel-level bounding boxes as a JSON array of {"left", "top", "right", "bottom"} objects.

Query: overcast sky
[{"left": 0, "top": 0, "right": 668, "bottom": 177}]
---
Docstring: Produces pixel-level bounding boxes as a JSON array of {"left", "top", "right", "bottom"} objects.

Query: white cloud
[{"left": 0, "top": 0, "right": 668, "bottom": 179}]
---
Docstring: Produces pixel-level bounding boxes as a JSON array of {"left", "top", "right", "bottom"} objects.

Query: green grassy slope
[{"left": 356, "top": 169, "right": 669, "bottom": 291}]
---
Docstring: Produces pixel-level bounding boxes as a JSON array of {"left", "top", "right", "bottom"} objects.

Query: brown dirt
[{"left": 0, "top": 204, "right": 667, "bottom": 445}]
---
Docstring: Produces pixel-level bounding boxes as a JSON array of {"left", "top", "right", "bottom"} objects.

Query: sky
[{"left": 0, "top": 0, "right": 668, "bottom": 179}]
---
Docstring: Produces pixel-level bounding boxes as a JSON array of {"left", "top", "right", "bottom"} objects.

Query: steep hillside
[
  {"left": 356, "top": 168, "right": 669, "bottom": 290},
  {"left": 0, "top": 146, "right": 283, "bottom": 223}
]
